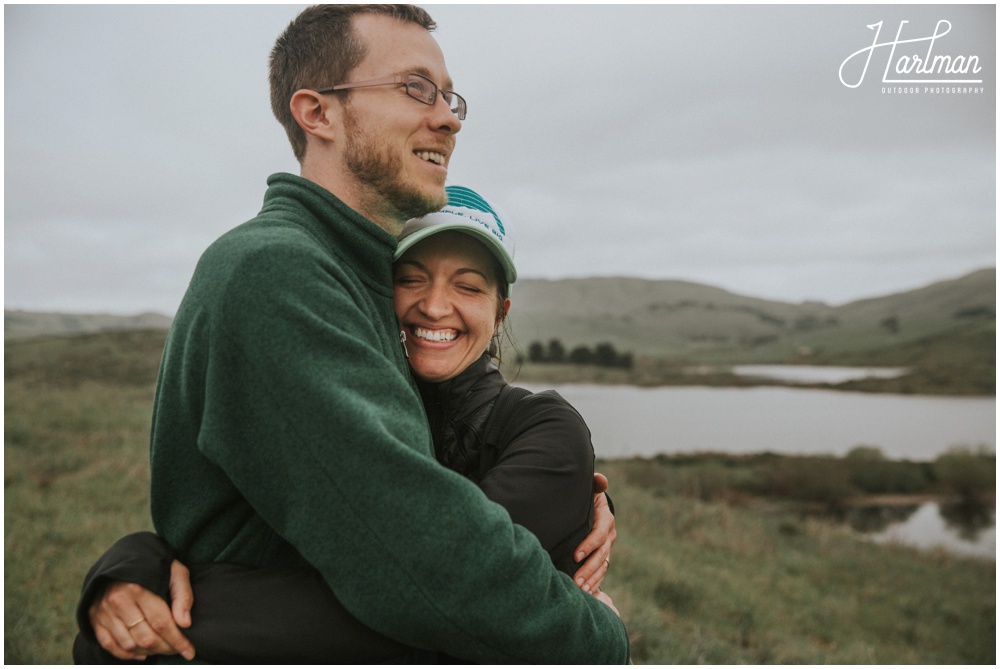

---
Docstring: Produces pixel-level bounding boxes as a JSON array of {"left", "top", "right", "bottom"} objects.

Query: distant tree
[
  {"left": 845, "top": 445, "right": 886, "bottom": 461},
  {"left": 528, "top": 339, "right": 633, "bottom": 368},
  {"left": 794, "top": 315, "right": 821, "bottom": 331},
  {"left": 745, "top": 334, "right": 779, "bottom": 347},
  {"left": 757, "top": 313, "right": 786, "bottom": 327},
  {"left": 547, "top": 339, "right": 566, "bottom": 363},
  {"left": 954, "top": 306, "right": 995, "bottom": 320},
  {"left": 569, "top": 346, "right": 593, "bottom": 365},
  {"left": 594, "top": 343, "right": 619, "bottom": 367},
  {"left": 880, "top": 315, "right": 900, "bottom": 334}
]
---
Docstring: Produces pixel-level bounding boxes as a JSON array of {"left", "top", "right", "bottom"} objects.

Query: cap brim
[{"left": 394, "top": 223, "right": 517, "bottom": 284}]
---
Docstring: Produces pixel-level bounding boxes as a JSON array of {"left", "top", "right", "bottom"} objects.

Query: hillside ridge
[
  {"left": 6, "top": 269, "right": 994, "bottom": 358},
  {"left": 510, "top": 268, "right": 994, "bottom": 358}
]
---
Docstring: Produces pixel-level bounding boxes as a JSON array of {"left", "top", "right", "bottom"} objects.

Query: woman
[{"left": 75, "top": 186, "right": 619, "bottom": 663}]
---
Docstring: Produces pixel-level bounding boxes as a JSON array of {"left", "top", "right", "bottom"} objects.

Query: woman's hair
[{"left": 269, "top": 4, "right": 437, "bottom": 162}]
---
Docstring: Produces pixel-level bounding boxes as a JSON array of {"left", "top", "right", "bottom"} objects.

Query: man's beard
[{"left": 342, "top": 107, "right": 447, "bottom": 225}]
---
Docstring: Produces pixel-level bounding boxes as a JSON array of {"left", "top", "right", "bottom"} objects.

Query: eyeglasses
[{"left": 315, "top": 73, "right": 467, "bottom": 121}]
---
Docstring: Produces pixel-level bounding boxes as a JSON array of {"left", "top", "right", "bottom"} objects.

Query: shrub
[
  {"left": 755, "top": 456, "right": 856, "bottom": 505},
  {"left": 933, "top": 445, "right": 995, "bottom": 501},
  {"left": 844, "top": 448, "right": 930, "bottom": 494},
  {"left": 845, "top": 445, "right": 886, "bottom": 461},
  {"left": 676, "top": 462, "right": 731, "bottom": 502}
]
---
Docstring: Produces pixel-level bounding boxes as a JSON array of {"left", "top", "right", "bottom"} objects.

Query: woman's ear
[
  {"left": 497, "top": 297, "right": 511, "bottom": 326},
  {"left": 289, "top": 89, "right": 339, "bottom": 142}
]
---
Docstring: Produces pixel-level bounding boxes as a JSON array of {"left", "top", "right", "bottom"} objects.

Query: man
[{"left": 84, "top": 5, "right": 628, "bottom": 664}]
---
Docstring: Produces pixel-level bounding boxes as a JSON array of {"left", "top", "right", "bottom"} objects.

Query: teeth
[
  {"left": 414, "top": 327, "right": 457, "bottom": 342},
  {"left": 416, "top": 151, "right": 445, "bottom": 165}
]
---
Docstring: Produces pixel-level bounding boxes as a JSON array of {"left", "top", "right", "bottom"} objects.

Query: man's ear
[{"left": 289, "top": 89, "right": 339, "bottom": 142}]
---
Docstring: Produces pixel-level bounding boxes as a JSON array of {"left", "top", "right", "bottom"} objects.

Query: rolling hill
[
  {"left": 508, "top": 268, "right": 995, "bottom": 363},
  {"left": 6, "top": 268, "right": 994, "bottom": 365},
  {"left": 4, "top": 310, "right": 173, "bottom": 339}
]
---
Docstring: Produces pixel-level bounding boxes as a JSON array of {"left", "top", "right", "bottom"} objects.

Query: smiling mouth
[
  {"left": 412, "top": 326, "right": 457, "bottom": 342},
  {"left": 415, "top": 150, "right": 446, "bottom": 166}
]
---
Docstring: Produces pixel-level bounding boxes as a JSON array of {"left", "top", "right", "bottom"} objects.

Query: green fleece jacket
[{"left": 149, "top": 173, "right": 628, "bottom": 663}]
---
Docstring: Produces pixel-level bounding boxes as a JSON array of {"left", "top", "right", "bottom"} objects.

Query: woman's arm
[
  {"left": 76, "top": 534, "right": 412, "bottom": 664},
  {"left": 75, "top": 532, "right": 193, "bottom": 662},
  {"left": 476, "top": 390, "right": 600, "bottom": 575}
]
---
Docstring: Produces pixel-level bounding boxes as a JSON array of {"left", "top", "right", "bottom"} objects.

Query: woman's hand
[
  {"left": 571, "top": 472, "right": 617, "bottom": 593},
  {"left": 89, "top": 559, "right": 196, "bottom": 661}
]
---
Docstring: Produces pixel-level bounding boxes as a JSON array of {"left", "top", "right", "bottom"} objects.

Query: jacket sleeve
[
  {"left": 72, "top": 533, "right": 412, "bottom": 664},
  {"left": 162, "top": 236, "right": 629, "bottom": 664},
  {"left": 477, "top": 391, "right": 596, "bottom": 575},
  {"left": 75, "top": 532, "right": 174, "bottom": 641},
  {"left": 73, "top": 532, "right": 174, "bottom": 663}
]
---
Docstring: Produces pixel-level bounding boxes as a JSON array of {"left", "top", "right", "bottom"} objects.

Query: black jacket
[{"left": 418, "top": 354, "right": 596, "bottom": 572}]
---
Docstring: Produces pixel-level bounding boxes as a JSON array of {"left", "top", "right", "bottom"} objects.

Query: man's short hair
[{"left": 270, "top": 4, "right": 437, "bottom": 163}]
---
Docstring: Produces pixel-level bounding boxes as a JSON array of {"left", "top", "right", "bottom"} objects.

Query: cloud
[{"left": 4, "top": 4, "right": 994, "bottom": 314}]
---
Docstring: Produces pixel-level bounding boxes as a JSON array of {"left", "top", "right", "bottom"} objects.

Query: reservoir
[
  {"left": 727, "top": 364, "right": 908, "bottom": 384},
  {"left": 522, "top": 383, "right": 995, "bottom": 558},
  {"left": 523, "top": 384, "right": 995, "bottom": 460}
]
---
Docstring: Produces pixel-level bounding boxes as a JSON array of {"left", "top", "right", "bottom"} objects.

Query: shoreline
[{"left": 503, "top": 361, "right": 995, "bottom": 397}]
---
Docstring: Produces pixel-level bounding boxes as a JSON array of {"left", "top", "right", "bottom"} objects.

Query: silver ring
[
  {"left": 127, "top": 617, "right": 146, "bottom": 630},
  {"left": 604, "top": 558, "right": 610, "bottom": 569}
]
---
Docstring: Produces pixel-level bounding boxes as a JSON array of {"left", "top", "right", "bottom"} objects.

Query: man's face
[{"left": 339, "top": 15, "right": 462, "bottom": 226}]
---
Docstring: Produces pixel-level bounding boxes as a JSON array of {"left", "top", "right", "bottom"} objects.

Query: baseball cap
[{"left": 395, "top": 185, "right": 517, "bottom": 284}]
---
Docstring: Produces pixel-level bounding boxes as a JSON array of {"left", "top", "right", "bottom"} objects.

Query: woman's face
[{"left": 393, "top": 231, "right": 510, "bottom": 383}]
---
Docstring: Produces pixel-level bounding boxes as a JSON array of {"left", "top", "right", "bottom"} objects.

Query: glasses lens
[
  {"left": 405, "top": 75, "right": 436, "bottom": 105},
  {"left": 449, "top": 93, "right": 467, "bottom": 120},
  {"left": 405, "top": 74, "right": 466, "bottom": 120}
]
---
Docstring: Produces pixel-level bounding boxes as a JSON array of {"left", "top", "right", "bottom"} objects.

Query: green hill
[
  {"left": 508, "top": 268, "right": 995, "bottom": 365},
  {"left": 4, "top": 310, "right": 173, "bottom": 339},
  {"left": 6, "top": 269, "right": 993, "bottom": 393}
]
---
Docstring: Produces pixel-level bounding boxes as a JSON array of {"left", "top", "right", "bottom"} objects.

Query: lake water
[
  {"left": 728, "top": 365, "right": 908, "bottom": 384},
  {"left": 522, "top": 384, "right": 995, "bottom": 460},
  {"left": 521, "top": 382, "right": 996, "bottom": 559},
  {"left": 857, "top": 501, "right": 996, "bottom": 560}
]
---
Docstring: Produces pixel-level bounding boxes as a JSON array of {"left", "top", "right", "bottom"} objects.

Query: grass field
[{"left": 4, "top": 330, "right": 995, "bottom": 663}]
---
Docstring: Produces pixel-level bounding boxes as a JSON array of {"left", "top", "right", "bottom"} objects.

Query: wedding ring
[{"left": 127, "top": 617, "right": 146, "bottom": 630}]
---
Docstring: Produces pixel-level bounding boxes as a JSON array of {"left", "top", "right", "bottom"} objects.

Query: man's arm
[{"left": 78, "top": 477, "right": 619, "bottom": 661}]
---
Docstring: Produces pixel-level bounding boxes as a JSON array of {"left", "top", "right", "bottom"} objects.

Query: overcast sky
[{"left": 4, "top": 3, "right": 995, "bottom": 316}]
